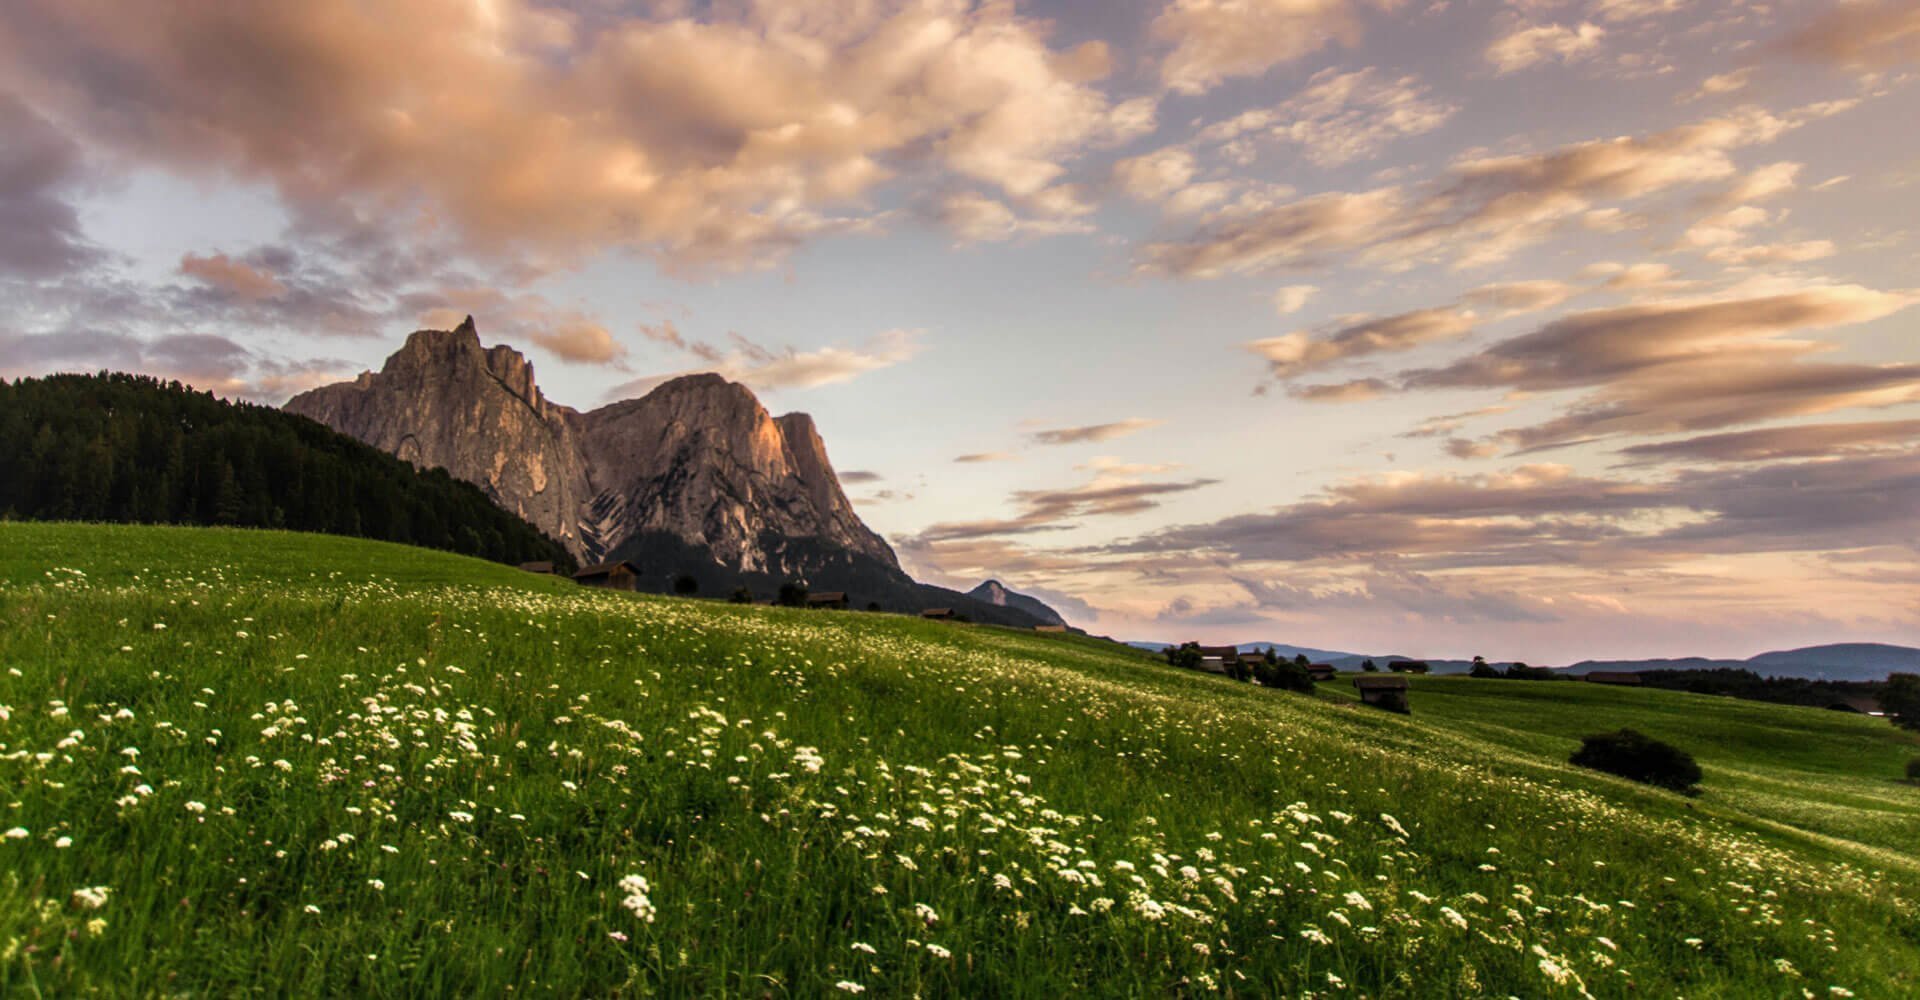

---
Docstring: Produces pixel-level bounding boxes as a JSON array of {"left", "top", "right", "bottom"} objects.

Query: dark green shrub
[
  {"left": 673, "top": 574, "right": 699, "bottom": 596},
  {"left": 1255, "top": 658, "right": 1315, "bottom": 693},
  {"left": 728, "top": 587, "right": 754, "bottom": 604},
  {"left": 777, "top": 582, "right": 808, "bottom": 607},
  {"left": 1881, "top": 674, "right": 1920, "bottom": 731},
  {"left": 1907, "top": 757, "right": 1920, "bottom": 782},
  {"left": 1571, "top": 729, "right": 1702, "bottom": 793},
  {"left": 1469, "top": 658, "right": 1500, "bottom": 679}
]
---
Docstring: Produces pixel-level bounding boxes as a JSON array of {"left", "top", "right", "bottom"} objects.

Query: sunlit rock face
[{"left": 286, "top": 317, "right": 897, "bottom": 577}]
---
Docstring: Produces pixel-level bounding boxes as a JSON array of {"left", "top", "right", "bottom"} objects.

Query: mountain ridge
[{"left": 284, "top": 319, "right": 1050, "bottom": 625}]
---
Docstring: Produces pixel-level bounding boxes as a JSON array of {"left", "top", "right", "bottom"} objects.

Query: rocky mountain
[
  {"left": 967, "top": 580, "right": 1067, "bottom": 626},
  {"left": 285, "top": 318, "right": 1045, "bottom": 625}
]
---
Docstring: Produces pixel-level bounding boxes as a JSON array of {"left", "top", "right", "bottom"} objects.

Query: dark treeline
[
  {"left": 1636, "top": 667, "right": 1883, "bottom": 710},
  {"left": 0, "top": 373, "right": 576, "bottom": 572}
]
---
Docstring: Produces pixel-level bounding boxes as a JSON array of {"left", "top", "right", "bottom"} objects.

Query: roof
[
  {"left": 921, "top": 608, "right": 955, "bottom": 617},
  {"left": 1353, "top": 676, "right": 1409, "bottom": 690},
  {"left": 1034, "top": 624, "right": 1067, "bottom": 632},
  {"left": 807, "top": 591, "right": 848, "bottom": 603},
  {"left": 573, "top": 561, "right": 637, "bottom": 579},
  {"left": 1195, "top": 645, "right": 1240, "bottom": 659},
  {"left": 517, "top": 561, "right": 554, "bottom": 573},
  {"left": 1309, "top": 663, "right": 1335, "bottom": 670}
]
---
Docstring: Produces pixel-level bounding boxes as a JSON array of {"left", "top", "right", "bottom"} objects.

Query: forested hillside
[{"left": 0, "top": 373, "right": 575, "bottom": 571}]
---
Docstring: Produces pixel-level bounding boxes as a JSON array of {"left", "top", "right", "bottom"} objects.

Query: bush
[
  {"left": 1570, "top": 729, "right": 1702, "bottom": 793},
  {"left": 776, "top": 582, "right": 808, "bottom": 607},
  {"left": 1469, "top": 660, "right": 1500, "bottom": 679},
  {"left": 727, "top": 587, "right": 754, "bottom": 604},
  {"left": 673, "top": 574, "right": 699, "bottom": 596},
  {"left": 1908, "top": 757, "right": 1920, "bottom": 782},
  {"left": 1881, "top": 673, "right": 1920, "bottom": 731},
  {"left": 1255, "top": 658, "right": 1315, "bottom": 693},
  {"left": 1504, "top": 663, "right": 1556, "bottom": 681}
]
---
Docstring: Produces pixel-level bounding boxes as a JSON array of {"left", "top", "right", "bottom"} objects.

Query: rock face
[
  {"left": 967, "top": 580, "right": 1068, "bottom": 626},
  {"left": 286, "top": 318, "right": 899, "bottom": 580}
]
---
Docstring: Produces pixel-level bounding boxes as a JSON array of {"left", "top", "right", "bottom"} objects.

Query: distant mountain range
[
  {"left": 284, "top": 318, "right": 1066, "bottom": 627},
  {"left": 1125, "top": 640, "right": 1920, "bottom": 682}
]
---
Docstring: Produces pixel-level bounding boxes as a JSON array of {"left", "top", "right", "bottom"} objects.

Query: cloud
[
  {"left": 1463, "top": 280, "right": 1577, "bottom": 314},
  {"left": 955, "top": 451, "right": 1018, "bottom": 464},
  {"left": 1779, "top": 0, "right": 1920, "bottom": 69},
  {"left": 1028, "top": 418, "right": 1163, "bottom": 445},
  {"left": 1151, "top": 0, "right": 1394, "bottom": 96},
  {"left": 1196, "top": 67, "right": 1457, "bottom": 168},
  {"left": 1139, "top": 107, "right": 1814, "bottom": 277},
  {"left": 1485, "top": 22, "right": 1605, "bottom": 75},
  {"left": 1289, "top": 378, "right": 1389, "bottom": 402},
  {"left": 1105, "top": 449, "right": 1920, "bottom": 575},
  {"left": 1614, "top": 419, "right": 1920, "bottom": 465},
  {"left": 1402, "top": 285, "right": 1920, "bottom": 451},
  {"left": 938, "top": 190, "right": 1091, "bottom": 244},
  {"left": 0, "top": 324, "right": 351, "bottom": 403},
  {"left": 1246, "top": 306, "right": 1476, "bottom": 379},
  {"left": 838, "top": 469, "right": 884, "bottom": 484},
  {"left": 0, "top": 0, "right": 1150, "bottom": 271},
  {"left": 616, "top": 325, "right": 921, "bottom": 396},
  {"left": 909, "top": 466, "right": 1217, "bottom": 542},
  {"left": 1273, "top": 285, "right": 1318, "bottom": 315},
  {"left": 179, "top": 253, "right": 287, "bottom": 301},
  {"left": 0, "top": 94, "right": 101, "bottom": 279}
]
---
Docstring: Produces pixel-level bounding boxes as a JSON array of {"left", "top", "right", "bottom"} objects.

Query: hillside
[
  {"left": 2, "top": 522, "right": 1917, "bottom": 996},
  {"left": 0, "top": 372, "right": 575, "bottom": 571}
]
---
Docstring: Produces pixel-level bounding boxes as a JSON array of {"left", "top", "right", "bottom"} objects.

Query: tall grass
[{"left": 0, "top": 523, "right": 1915, "bottom": 996}]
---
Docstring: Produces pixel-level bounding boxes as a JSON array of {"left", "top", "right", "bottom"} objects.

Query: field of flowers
[{"left": 1, "top": 522, "right": 1916, "bottom": 996}]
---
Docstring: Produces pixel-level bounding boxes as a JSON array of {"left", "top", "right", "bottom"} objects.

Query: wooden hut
[
  {"left": 1353, "top": 675, "right": 1410, "bottom": 713},
  {"left": 806, "top": 592, "right": 850, "bottom": 610},
  {"left": 1583, "top": 671, "right": 1643, "bottom": 686},
  {"left": 517, "top": 561, "right": 555, "bottom": 574},
  {"left": 572, "top": 561, "right": 639, "bottom": 591},
  {"left": 920, "top": 608, "right": 957, "bottom": 620},
  {"left": 1307, "top": 662, "right": 1337, "bottom": 682},
  {"left": 1034, "top": 624, "right": 1067, "bottom": 633}
]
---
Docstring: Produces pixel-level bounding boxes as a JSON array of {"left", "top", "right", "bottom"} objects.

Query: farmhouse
[
  {"left": 806, "top": 592, "right": 850, "bottom": 610},
  {"left": 921, "top": 608, "right": 956, "bottom": 620},
  {"left": 1307, "top": 663, "right": 1337, "bottom": 682},
  {"left": 1354, "top": 675, "right": 1411, "bottom": 713},
  {"left": 572, "top": 561, "right": 639, "bottom": 591},
  {"left": 1584, "top": 671, "right": 1643, "bottom": 686},
  {"left": 1194, "top": 645, "right": 1240, "bottom": 674},
  {"left": 517, "top": 561, "right": 555, "bottom": 574}
]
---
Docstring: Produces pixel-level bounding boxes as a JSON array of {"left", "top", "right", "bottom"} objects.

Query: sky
[{"left": 2, "top": 0, "right": 1917, "bottom": 662}]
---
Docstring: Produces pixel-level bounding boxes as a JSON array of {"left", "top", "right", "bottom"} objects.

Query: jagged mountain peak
[
  {"left": 966, "top": 579, "right": 1069, "bottom": 626},
  {"left": 286, "top": 318, "right": 897, "bottom": 576}
]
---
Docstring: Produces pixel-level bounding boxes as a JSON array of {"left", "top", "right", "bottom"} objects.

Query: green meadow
[{"left": 1, "top": 522, "right": 1916, "bottom": 996}]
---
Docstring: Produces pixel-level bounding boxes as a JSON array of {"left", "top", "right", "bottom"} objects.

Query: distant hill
[
  {"left": 0, "top": 372, "right": 577, "bottom": 571},
  {"left": 967, "top": 580, "right": 1068, "bottom": 626},
  {"left": 1129, "top": 636, "right": 1920, "bottom": 681}
]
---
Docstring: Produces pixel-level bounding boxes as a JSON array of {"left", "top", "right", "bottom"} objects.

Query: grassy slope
[
  {"left": 0, "top": 522, "right": 1915, "bottom": 997},
  {"left": 1321, "top": 677, "right": 1920, "bottom": 867}
]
